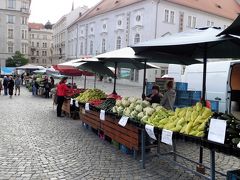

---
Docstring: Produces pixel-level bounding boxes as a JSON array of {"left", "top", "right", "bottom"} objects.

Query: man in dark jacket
[{"left": 3, "top": 76, "right": 9, "bottom": 96}]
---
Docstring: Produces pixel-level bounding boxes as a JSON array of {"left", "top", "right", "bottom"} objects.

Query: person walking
[
  {"left": 56, "top": 77, "right": 68, "bottom": 117},
  {"left": 0, "top": 79, "right": 3, "bottom": 95},
  {"left": 50, "top": 77, "right": 55, "bottom": 89},
  {"left": 8, "top": 76, "right": 14, "bottom": 98},
  {"left": 14, "top": 76, "right": 21, "bottom": 96},
  {"left": 3, "top": 76, "right": 9, "bottom": 96}
]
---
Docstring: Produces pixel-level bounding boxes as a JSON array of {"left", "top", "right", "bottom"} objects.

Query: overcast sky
[{"left": 29, "top": 0, "right": 101, "bottom": 24}]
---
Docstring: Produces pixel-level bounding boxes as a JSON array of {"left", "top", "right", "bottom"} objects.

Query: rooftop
[{"left": 28, "top": 23, "right": 44, "bottom": 30}]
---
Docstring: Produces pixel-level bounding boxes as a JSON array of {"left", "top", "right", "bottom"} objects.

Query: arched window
[
  {"left": 102, "top": 38, "right": 106, "bottom": 53},
  {"left": 90, "top": 41, "right": 94, "bottom": 55},
  {"left": 116, "top": 36, "right": 121, "bottom": 50},
  {"left": 134, "top": 34, "right": 140, "bottom": 44}
]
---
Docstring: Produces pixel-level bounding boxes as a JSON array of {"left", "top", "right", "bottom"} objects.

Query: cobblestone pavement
[{"left": 0, "top": 86, "right": 239, "bottom": 180}]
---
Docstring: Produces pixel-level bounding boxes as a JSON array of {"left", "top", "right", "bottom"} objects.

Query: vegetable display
[
  {"left": 76, "top": 89, "right": 106, "bottom": 103},
  {"left": 205, "top": 113, "right": 240, "bottom": 148},
  {"left": 97, "top": 98, "right": 116, "bottom": 112},
  {"left": 112, "top": 97, "right": 163, "bottom": 121}
]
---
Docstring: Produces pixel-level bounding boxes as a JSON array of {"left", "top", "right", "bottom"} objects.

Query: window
[
  {"left": 116, "top": 36, "right": 121, "bottom": 50},
  {"left": 179, "top": 12, "right": 184, "bottom": 32},
  {"left": 8, "top": 0, "right": 16, "bottom": 9},
  {"left": 170, "top": 11, "right": 174, "bottom": 24},
  {"left": 90, "top": 41, "right": 93, "bottom": 55},
  {"left": 31, "top": 42, "right": 34, "bottom": 47},
  {"left": 21, "top": 30, "right": 27, "bottom": 39},
  {"left": 36, "top": 59, "right": 39, "bottom": 63},
  {"left": 207, "top": 21, "right": 211, "bottom": 26},
  {"left": 136, "top": 15, "right": 141, "bottom": 22},
  {"left": 164, "top": 10, "right": 169, "bottom": 22},
  {"left": 22, "top": 30, "right": 24, "bottom": 39},
  {"left": 37, "top": 42, "right": 39, "bottom": 47},
  {"left": 102, "top": 39, "right": 106, "bottom": 53},
  {"left": 103, "top": 24, "right": 107, "bottom": 30},
  {"left": 7, "top": 15, "right": 14, "bottom": 24},
  {"left": 118, "top": 20, "right": 122, "bottom": 26},
  {"left": 188, "top": 16, "right": 192, "bottom": 27},
  {"left": 8, "top": 42, "right": 13, "bottom": 53},
  {"left": 8, "top": 29, "right": 13, "bottom": 39},
  {"left": 21, "top": 43, "right": 27, "bottom": 54},
  {"left": 21, "top": 17, "right": 27, "bottom": 25},
  {"left": 36, "top": 51, "right": 39, "bottom": 56},
  {"left": 31, "top": 50, "right": 34, "bottom": 56},
  {"left": 80, "top": 42, "right": 84, "bottom": 55},
  {"left": 43, "top": 43, "right": 47, "bottom": 48},
  {"left": 134, "top": 34, "right": 140, "bottom": 44},
  {"left": 31, "top": 34, "right": 34, "bottom": 39},
  {"left": 161, "top": 67, "right": 168, "bottom": 77},
  {"left": 192, "top": 17, "right": 196, "bottom": 28}
]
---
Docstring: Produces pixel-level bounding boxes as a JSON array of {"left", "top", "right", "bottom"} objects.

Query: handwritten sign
[
  {"left": 100, "top": 110, "right": 105, "bottom": 121},
  {"left": 85, "top": 103, "right": 90, "bottom": 111},
  {"left": 208, "top": 119, "right": 227, "bottom": 144},
  {"left": 82, "top": 109, "right": 85, "bottom": 114},
  {"left": 145, "top": 124, "right": 157, "bottom": 140},
  {"left": 161, "top": 129, "right": 173, "bottom": 145},
  {"left": 118, "top": 116, "right": 129, "bottom": 127}
]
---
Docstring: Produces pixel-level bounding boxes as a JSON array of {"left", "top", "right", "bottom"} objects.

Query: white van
[{"left": 182, "top": 60, "right": 240, "bottom": 117}]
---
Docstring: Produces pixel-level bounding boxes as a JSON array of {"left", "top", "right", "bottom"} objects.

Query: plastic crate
[
  {"left": 120, "top": 144, "right": 133, "bottom": 155},
  {"left": 176, "top": 91, "right": 190, "bottom": 99},
  {"left": 189, "top": 91, "right": 201, "bottom": 100},
  {"left": 146, "top": 82, "right": 154, "bottom": 96},
  {"left": 209, "top": 100, "right": 219, "bottom": 112},
  {"left": 227, "top": 170, "right": 240, "bottom": 180},
  {"left": 112, "top": 140, "right": 120, "bottom": 149},
  {"left": 175, "top": 82, "right": 188, "bottom": 91}
]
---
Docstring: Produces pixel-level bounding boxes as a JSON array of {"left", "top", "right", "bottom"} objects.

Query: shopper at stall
[
  {"left": 50, "top": 77, "right": 55, "bottom": 89},
  {"left": 8, "top": 76, "right": 14, "bottom": 98},
  {"left": 44, "top": 80, "right": 51, "bottom": 98},
  {"left": 160, "top": 81, "right": 176, "bottom": 110},
  {"left": 144, "top": 85, "right": 163, "bottom": 104},
  {"left": 3, "top": 76, "right": 9, "bottom": 96},
  {"left": 56, "top": 77, "right": 69, "bottom": 117},
  {"left": 14, "top": 76, "right": 21, "bottom": 96},
  {"left": 32, "top": 78, "right": 39, "bottom": 96}
]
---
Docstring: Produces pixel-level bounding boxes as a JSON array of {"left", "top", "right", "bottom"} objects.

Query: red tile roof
[
  {"left": 167, "top": 0, "right": 240, "bottom": 20},
  {"left": 28, "top": 23, "right": 44, "bottom": 30}
]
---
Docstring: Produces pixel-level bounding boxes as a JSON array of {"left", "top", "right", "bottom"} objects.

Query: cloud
[{"left": 29, "top": 0, "right": 101, "bottom": 24}]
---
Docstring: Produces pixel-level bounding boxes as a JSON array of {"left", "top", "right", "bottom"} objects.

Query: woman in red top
[{"left": 56, "top": 77, "right": 68, "bottom": 117}]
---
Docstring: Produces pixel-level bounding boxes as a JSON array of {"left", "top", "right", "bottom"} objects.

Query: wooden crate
[
  {"left": 62, "top": 99, "right": 71, "bottom": 115},
  {"left": 79, "top": 107, "right": 101, "bottom": 130},
  {"left": 101, "top": 116, "right": 141, "bottom": 151}
]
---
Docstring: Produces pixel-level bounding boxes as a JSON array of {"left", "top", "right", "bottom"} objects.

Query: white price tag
[
  {"left": 85, "top": 103, "right": 90, "bottom": 111},
  {"left": 145, "top": 124, "right": 157, "bottom": 140},
  {"left": 161, "top": 129, "right": 173, "bottom": 146},
  {"left": 100, "top": 110, "right": 105, "bottom": 121},
  {"left": 82, "top": 109, "right": 85, "bottom": 114},
  {"left": 118, "top": 116, "right": 129, "bottom": 127},
  {"left": 208, "top": 119, "right": 227, "bottom": 144},
  {"left": 70, "top": 98, "right": 73, "bottom": 105},
  {"left": 75, "top": 100, "right": 79, "bottom": 107}
]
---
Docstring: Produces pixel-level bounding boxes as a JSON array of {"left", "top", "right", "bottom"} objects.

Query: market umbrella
[
  {"left": 132, "top": 26, "right": 240, "bottom": 168},
  {"left": 33, "top": 69, "right": 47, "bottom": 75},
  {"left": 1, "top": 67, "right": 16, "bottom": 75},
  {"left": 16, "top": 64, "right": 45, "bottom": 70},
  {"left": 96, "top": 47, "right": 159, "bottom": 94},
  {"left": 218, "top": 14, "right": 240, "bottom": 36}
]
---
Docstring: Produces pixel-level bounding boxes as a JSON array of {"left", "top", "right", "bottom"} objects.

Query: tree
[{"left": 6, "top": 51, "right": 28, "bottom": 67}]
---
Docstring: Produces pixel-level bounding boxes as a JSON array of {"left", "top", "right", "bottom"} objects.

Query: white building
[
  {"left": 0, "top": 0, "right": 31, "bottom": 66},
  {"left": 67, "top": 0, "right": 240, "bottom": 86},
  {"left": 28, "top": 22, "right": 53, "bottom": 66},
  {"left": 52, "top": 5, "right": 88, "bottom": 63}
]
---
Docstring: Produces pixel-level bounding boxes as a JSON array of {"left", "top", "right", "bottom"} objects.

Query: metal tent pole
[
  {"left": 142, "top": 60, "right": 147, "bottom": 100},
  {"left": 84, "top": 75, "right": 87, "bottom": 89},
  {"left": 113, "top": 62, "right": 117, "bottom": 94},
  {"left": 94, "top": 74, "right": 97, "bottom": 89},
  {"left": 72, "top": 76, "right": 74, "bottom": 88}
]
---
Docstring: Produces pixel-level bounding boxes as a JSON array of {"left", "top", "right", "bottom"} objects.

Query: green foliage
[{"left": 6, "top": 51, "right": 28, "bottom": 67}]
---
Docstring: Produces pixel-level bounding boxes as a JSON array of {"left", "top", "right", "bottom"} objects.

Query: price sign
[
  {"left": 145, "top": 124, "right": 157, "bottom": 140},
  {"left": 82, "top": 109, "right": 85, "bottom": 114},
  {"left": 75, "top": 100, "right": 79, "bottom": 107},
  {"left": 100, "top": 110, "right": 105, "bottom": 121},
  {"left": 161, "top": 129, "right": 173, "bottom": 145},
  {"left": 118, "top": 116, "right": 129, "bottom": 127},
  {"left": 70, "top": 98, "right": 73, "bottom": 105},
  {"left": 208, "top": 118, "right": 227, "bottom": 144},
  {"left": 85, "top": 103, "right": 90, "bottom": 111}
]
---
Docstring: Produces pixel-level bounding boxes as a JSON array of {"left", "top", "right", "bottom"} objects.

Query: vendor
[
  {"left": 145, "top": 85, "right": 163, "bottom": 104},
  {"left": 160, "top": 81, "right": 176, "bottom": 110},
  {"left": 56, "top": 77, "right": 69, "bottom": 117}
]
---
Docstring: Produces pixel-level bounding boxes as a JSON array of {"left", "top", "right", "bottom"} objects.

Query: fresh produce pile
[
  {"left": 97, "top": 98, "right": 116, "bottom": 112},
  {"left": 76, "top": 89, "right": 106, "bottom": 103},
  {"left": 146, "top": 103, "right": 213, "bottom": 137},
  {"left": 112, "top": 97, "right": 164, "bottom": 121},
  {"left": 107, "top": 93, "right": 122, "bottom": 100},
  {"left": 66, "top": 88, "right": 85, "bottom": 98},
  {"left": 89, "top": 99, "right": 104, "bottom": 107},
  {"left": 205, "top": 113, "right": 240, "bottom": 148}
]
